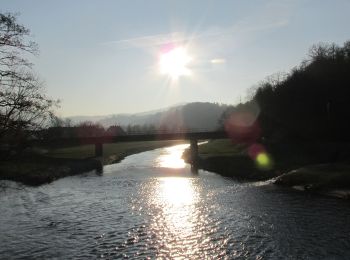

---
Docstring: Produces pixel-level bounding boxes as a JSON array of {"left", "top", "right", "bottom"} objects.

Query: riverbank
[
  {"left": 0, "top": 155, "right": 102, "bottom": 186},
  {"left": 274, "top": 164, "right": 350, "bottom": 199},
  {"left": 0, "top": 140, "right": 183, "bottom": 186},
  {"left": 183, "top": 139, "right": 278, "bottom": 181},
  {"left": 184, "top": 139, "right": 350, "bottom": 198}
]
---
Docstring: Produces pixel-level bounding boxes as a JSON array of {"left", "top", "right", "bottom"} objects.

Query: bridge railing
[{"left": 122, "top": 128, "right": 218, "bottom": 136}]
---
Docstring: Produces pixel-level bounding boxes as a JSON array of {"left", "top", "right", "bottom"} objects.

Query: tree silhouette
[
  {"left": 0, "top": 13, "right": 58, "bottom": 147},
  {"left": 221, "top": 40, "right": 350, "bottom": 144},
  {"left": 253, "top": 41, "right": 350, "bottom": 142}
]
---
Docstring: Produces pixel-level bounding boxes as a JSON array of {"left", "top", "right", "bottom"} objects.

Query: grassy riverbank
[
  {"left": 0, "top": 140, "right": 183, "bottom": 186},
  {"left": 274, "top": 164, "right": 350, "bottom": 193},
  {"left": 46, "top": 140, "right": 184, "bottom": 164},
  {"left": 183, "top": 139, "right": 278, "bottom": 180},
  {"left": 0, "top": 155, "right": 102, "bottom": 186},
  {"left": 184, "top": 139, "right": 350, "bottom": 197}
]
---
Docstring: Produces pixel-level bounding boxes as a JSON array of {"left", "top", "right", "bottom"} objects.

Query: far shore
[
  {"left": 183, "top": 139, "right": 350, "bottom": 199},
  {"left": 3, "top": 139, "right": 350, "bottom": 200},
  {"left": 0, "top": 140, "right": 184, "bottom": 186}
]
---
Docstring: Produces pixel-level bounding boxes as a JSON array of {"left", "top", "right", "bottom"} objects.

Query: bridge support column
[
  {"left": 190, "top": 139, "right": 198, "bottom": 173},
  {"left": 95, "top": 143, "right": 103, "bottom": 157}
]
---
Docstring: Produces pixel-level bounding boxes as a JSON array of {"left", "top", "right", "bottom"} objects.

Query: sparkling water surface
[{"left": 1, "top": 144, "right": 350, "bottom": 259}]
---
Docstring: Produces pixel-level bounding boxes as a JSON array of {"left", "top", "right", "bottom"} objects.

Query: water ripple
[{"left": 1, "top": 146, "right": 350, "bottom": 259}]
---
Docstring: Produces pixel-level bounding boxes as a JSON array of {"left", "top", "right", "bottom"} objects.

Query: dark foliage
[
  {"left": 43, "top": 122, "right": 125, "bottom": 139},
  {"left": 222, "top": 41, "right": 350, "bottom": 143}
]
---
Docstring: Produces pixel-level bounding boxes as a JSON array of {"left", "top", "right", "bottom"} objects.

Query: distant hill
[
  {"left": 68, "top": 102, "right": 229, "bottom": 131},
  {"left": 67, "top": 115, "right": 108, "bottom": 124}
]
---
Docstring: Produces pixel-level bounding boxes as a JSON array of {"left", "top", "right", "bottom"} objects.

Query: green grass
[
  {"left": 182, "top": 139, "right": 276, "bottom": 180},
  {"left": 198, "top": 140, "right": 350, "bottom": 188},
  {"left": 0, "top": 154, "right": 80, "bottom": 185},
  {"left": 275, "top": 164, "right": 350, "bottom": 190},
  {"left": 198, "top": 139, "right": 246, "bottom": 158},
  {"left": 0, "top": 140, "right": 185, "bottom": 185},
  {"left": 46, "top": 140, "right": 185, "bottom": 163}
]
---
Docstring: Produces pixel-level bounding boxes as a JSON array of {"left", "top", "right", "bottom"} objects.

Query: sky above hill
[{"left": 2, "top": 0, "right": 350, "bottom": 116}]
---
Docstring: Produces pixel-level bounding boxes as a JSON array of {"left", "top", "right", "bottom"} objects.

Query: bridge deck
[{"left": 35, "top": 131, "right": 228, "bottom": 147}]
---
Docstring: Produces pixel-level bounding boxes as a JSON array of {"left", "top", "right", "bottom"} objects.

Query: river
[{"left": 1, "top": 143, "right": 350, "bottom": 259}]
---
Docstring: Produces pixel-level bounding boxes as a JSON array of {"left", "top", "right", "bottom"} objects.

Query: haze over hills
[{"left": 68, "top": 102, "right": 229, "bottom": 131}]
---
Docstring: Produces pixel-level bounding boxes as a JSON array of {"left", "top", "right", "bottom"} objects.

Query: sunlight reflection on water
[
  {"left": 155, "top": 143, "right": 190, "bottom": 168},
  {"left": 1, "top": 144, "right": 349, "bottom": 259},
  {"left": 144, "top": 142, "right": 228, "bottom": 257},
  {"left": 150, "top": 177, "right": 214, "bottom": 258}
]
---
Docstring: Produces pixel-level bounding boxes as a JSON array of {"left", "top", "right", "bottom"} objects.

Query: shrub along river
[{"left": 0, "top": 144, "right": 350, "bottom": 259}]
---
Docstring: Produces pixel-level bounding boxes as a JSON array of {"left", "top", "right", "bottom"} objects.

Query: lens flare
[
  {"left": 248, "top": 143, "right": 273, "bottom": 170},
  {"left": 224, "top": 112, "right": 261, "bottom": 143},
  {"left": 211, "top": 58, "right": 226, "bottom": 64},
  {"left": 256, "top": 152, "right": 271, "bottom": 169},
  {"left": 223, "top": 102, "right": 261, "bottom": 144}
]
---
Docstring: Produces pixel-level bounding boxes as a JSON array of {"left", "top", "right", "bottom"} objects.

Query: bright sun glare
[
  {"left": 156, "top": 144, "right": 189, "bottom": 168},
  {"left": 159, "top": 47, "right": 192, "bottom": 80}
]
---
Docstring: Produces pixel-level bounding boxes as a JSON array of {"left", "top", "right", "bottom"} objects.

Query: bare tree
[
  {"left": 0, "top": 13, "right": 58, "bottom": 145},
  {"left": 77, "top": 121, "right": 105, "bottom": 137}
]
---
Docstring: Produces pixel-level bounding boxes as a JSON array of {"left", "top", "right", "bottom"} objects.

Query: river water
[{"left": 1, "top": 144, "right": 350, "bottom": 259}]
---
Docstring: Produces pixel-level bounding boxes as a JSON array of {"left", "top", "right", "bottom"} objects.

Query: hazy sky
[{"left": 2, "top": 0, "right": 350, "bottom": 116}]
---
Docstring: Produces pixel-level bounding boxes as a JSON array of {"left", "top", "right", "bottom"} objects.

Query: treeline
[
  {"left": 43, "top": 122, "right": 125, "bottom": 139},
  {"left": 44, "top": 120, "right": 205, "bottom": 139},
  {"left": 221, "top": 40, "right": 350, "bottom": 143}
]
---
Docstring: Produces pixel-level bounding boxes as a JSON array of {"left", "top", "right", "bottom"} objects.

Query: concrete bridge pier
[
  {"left": 95, "top": 143, "right": 103, "bottom": 157},
  {"left": 190, "top": 138, "right": 198, "bottom": 162}
]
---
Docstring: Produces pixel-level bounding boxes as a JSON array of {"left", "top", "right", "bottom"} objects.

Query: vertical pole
[{"left": 95, "top": 143, "right": 103, "bottom": 157}]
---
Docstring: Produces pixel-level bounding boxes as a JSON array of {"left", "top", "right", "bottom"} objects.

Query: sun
[{"left": 159, "top": 46, "right": 192, "bottom": 80}]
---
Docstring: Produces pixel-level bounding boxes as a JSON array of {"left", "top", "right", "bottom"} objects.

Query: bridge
[{"left": 35, "top": 130, "right": 228, "bottom": 163}]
